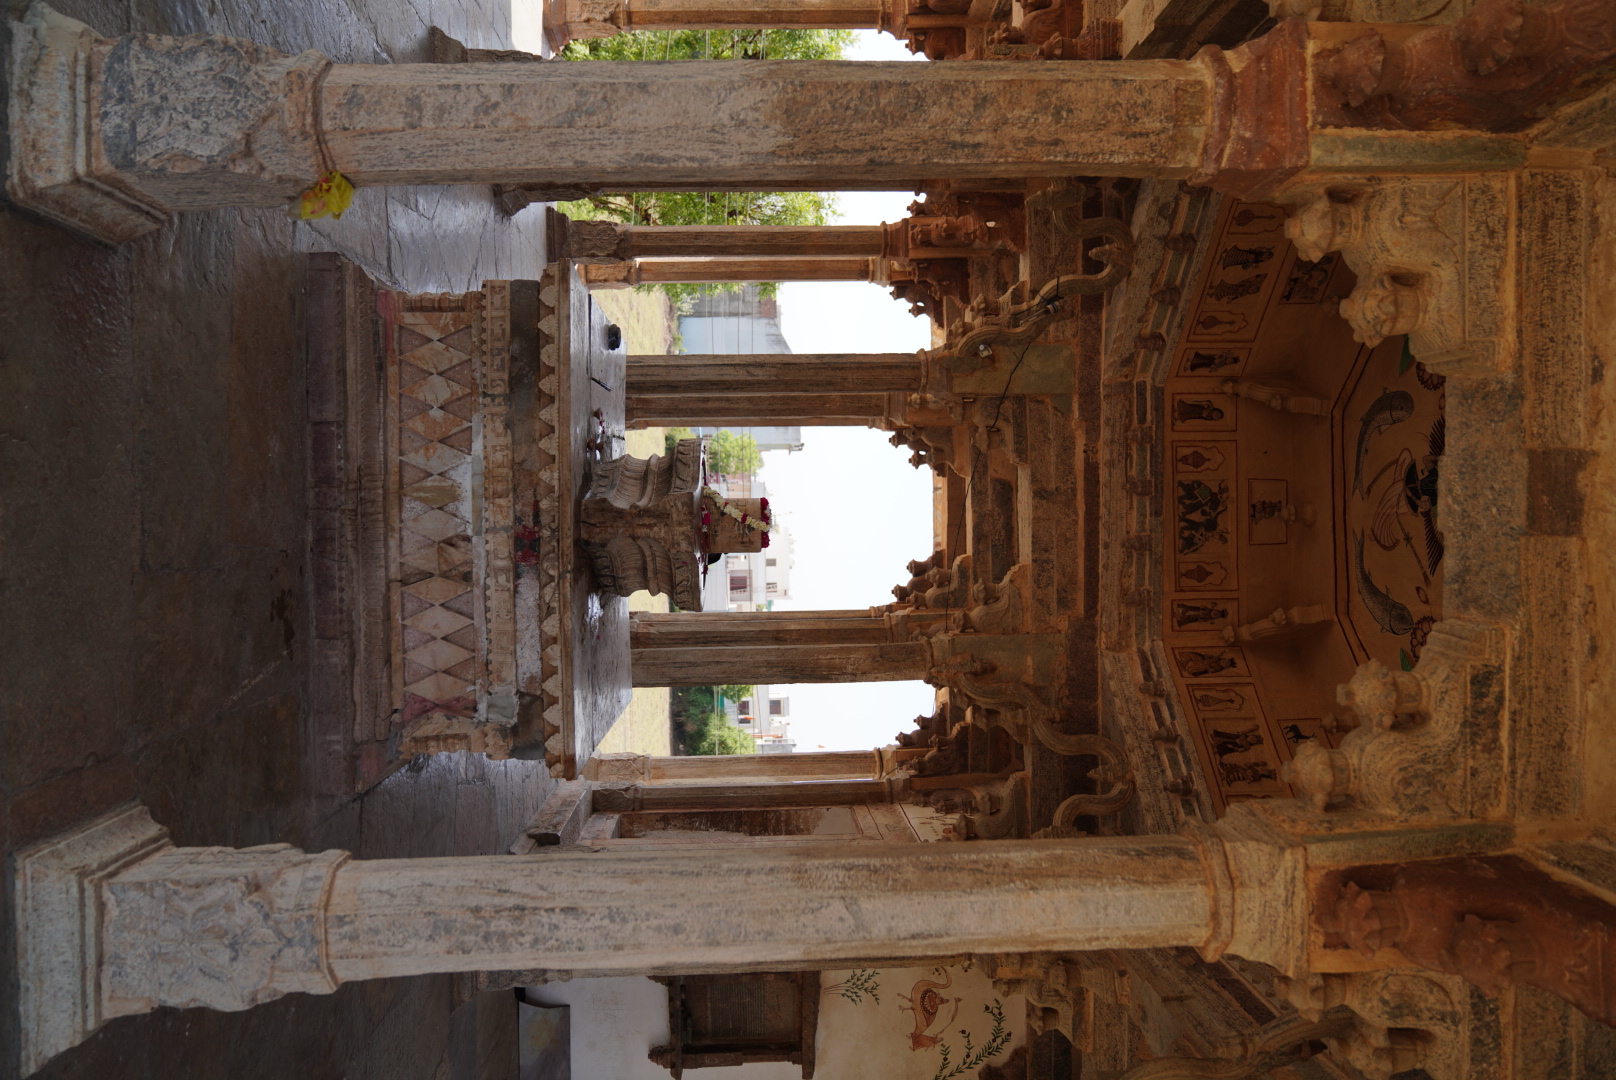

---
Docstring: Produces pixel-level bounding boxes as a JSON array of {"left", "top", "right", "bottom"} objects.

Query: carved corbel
[
  {"left": 1282, "top": 178, "right": 1513, "bottom": 374},
  {"left": 958, "top": 771, "right": 1029, "bottom": 840},
  {"left": 885, "top": 258, "right": 971, "bottom": 319},
  {"left": 1049, "top": 753, "right": 1136, "bottom": 826},
  {"left": 904, "top": 553, "right": 972, "bottom": 611},
  {"left": 889, "top": 425, "right": 959, "bottom": 474},
  {"left": 952, "top": 563, "right": 1031, "bottom": 635},
  {"left": 1277, "top": 969, "right": 1473, "bottom": 1080},
  {"left": 889, "top": 208, "right": 1027, "bottom": 259},
  {"left": 894, "top": 705, "right": 951, "bottom": 748},
  {"left": 543, "top": 0, "right": 627, "bottom": 50},
  {"left": 981, "top": 952, "right": 1087, "bottom": 1039},
  {"left": 1285, "top": 623, "right": 1503, "bottom": 818},
  {"left": 929, "top": 647, "right": 1132, "bottom": 770}
]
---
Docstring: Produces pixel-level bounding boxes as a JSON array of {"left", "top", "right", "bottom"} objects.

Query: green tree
[
  {"left": 558, "top": 30, "right": 848, "bottom": 302},
  {"left": 682, "top": 708, "right": 759, "bottom": 755},
  {"left": 707, "top": 430, "right": 763, "bottom": 477},
  {"left": 562, "top": 28, "right": 853, "bottom": 62},
  {"left": 664, "top": 426, "right": 694, "bottom": 456},
  {"left": 716, "top": 684, "right": 758, "bottom": 707}
]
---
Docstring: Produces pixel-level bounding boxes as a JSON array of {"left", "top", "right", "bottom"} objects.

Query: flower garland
[{"left": 700, "top": 487, "right": 772, "bottom": 550}]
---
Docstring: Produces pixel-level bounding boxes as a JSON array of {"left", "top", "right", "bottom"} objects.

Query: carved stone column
[
  {"left": 630, "top": 640, "right": 933, "bottom": 685},
  {"left": 17, "top": 803, "right": 1316, "bottom": 1074},
  {"left": 585, "top": 748, "right": 885, "bottom": 781},
  {"left": 15, "top": 5, "right": 1481, "bottom": 245},
  {"left": 629, "top": 609, "right": 893, "bottom": 648},
  {"left": 581, "top": 258, "right": 881, "bottom": 288},
  {"left": 557, "top": 221, "right": 889, "bottom": 262},
  {"left": 591, "top": 777, "right": 898, "bottom": 809},
  {"left": 626, "top": 353, "right": 922, "bottom": 396},
  {"left": 625, "top": 391, "right": 892, "bottom": 428}
]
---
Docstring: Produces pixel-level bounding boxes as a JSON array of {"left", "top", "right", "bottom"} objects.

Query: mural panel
[
  {"left": 1340, "top": 340, "right": 1447, "bottom": 670},
  {"left": 816, "top": 963, "right": 1024, "bottom": 1080}
]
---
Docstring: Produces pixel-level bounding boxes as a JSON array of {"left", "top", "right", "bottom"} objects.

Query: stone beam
[
  {"left": 625, "top": 391, "right": 890, "bottom": 427},
  {"left": 630, "top": 610, "right": 890, "bottom": 648},
  {"left": 19, "top": 804, "right": 1309, "bottom": 1073},
  {"left": 586, "top": 748, "right": 884, "bottom": 781},
  {"left": 582, "top": 258, "right": 878, "bottom": 287},
  {"left": 626, "top": 354, "right": 921, "bottom": 396},
  {"left": 630, "top": 641, "right": 931, "bottom": 685}
]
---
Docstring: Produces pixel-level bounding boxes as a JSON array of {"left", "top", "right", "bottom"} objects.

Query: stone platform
[{"left": 309, "top": 256, "right": 630, "bottom": 780}]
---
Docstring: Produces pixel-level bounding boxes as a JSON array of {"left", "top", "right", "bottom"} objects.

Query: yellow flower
[{"left": 297, "top": 171, "right": 355, "bottom": 221}]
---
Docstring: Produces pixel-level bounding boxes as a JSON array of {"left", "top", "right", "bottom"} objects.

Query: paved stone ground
[{"left": 0, "top": 1, "right": 556, "bottom": 1077}]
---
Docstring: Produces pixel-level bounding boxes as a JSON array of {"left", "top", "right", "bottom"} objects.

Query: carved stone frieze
[
  {"left": 1285, "top": 620, "right": 1505, "bottom": 819},
  {"left": 1316, "top": 0, "right": 1616, "bottom": 133},
  {"left": 1282, "top": 175, "right": 1514, "bottom": 374},
  {"left": 1321, "top": 855, "right": 1616, "bottom": 1035}
]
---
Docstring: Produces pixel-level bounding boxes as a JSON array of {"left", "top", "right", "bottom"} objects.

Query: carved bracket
[{"left": 1281, "top": 176, "right": 1514, "bottom": 376}]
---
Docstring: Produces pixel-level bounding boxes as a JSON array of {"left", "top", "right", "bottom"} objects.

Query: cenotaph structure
[{"left": 10, "top": 2, "right": 1616, "bottom": 1078}]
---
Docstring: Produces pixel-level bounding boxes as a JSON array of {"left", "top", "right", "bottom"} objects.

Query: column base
[
  {"left": 6, "top": 4, "right": 170, "bottom": 244},
  {"left": 12, "top": 805, "right": 170, "bottom": 1076}
]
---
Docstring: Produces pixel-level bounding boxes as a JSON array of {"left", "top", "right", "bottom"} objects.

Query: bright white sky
[{"left": 765, "top": 30, "right": 937, "bottom": 752}]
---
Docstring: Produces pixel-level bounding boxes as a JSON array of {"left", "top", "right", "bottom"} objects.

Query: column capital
[
  {"left": 6, "top": 3, "right": 332, "bottom": 242},
  {"left": 12, "top": 805, "right": 169, "bottom": 1075}
]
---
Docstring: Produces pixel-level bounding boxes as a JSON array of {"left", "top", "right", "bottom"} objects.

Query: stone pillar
[
  {"left": 19, "top": 804, "right": 1307, "bottom": 1072},
  {"left": 630, "top": 640, "right": 931, "bottom": 686},
  {"left": 593, "top": 777, "right": 896, "bottom": 810},
  {"left": 630, "top": 610, "right": 890, "bottom": 648},
  {"left": 587, "top": 748, "right": 884, "bottom": 781},
  {"left": 582, "top": 258, "right": 878, "bottom": 288},
  {"left": 11, "top": 6, "right": 1421, "bottom": 245},
  {"left": 625, "top": 391, "right": 891, "bottom": 428},
  {"left": 562, "top": 222, "right": 888, "bottom": 261},
  {"left": 626, "top": 354, "right": 921, "bottom": 396}
]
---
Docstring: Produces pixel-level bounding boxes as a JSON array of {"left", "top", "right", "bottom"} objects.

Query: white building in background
[
  {"left": 721, "top": 687, "right": 795, "bottom": 753},
  {"left": 678, "top": 286, "right": 799, "bottom": 685}
]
